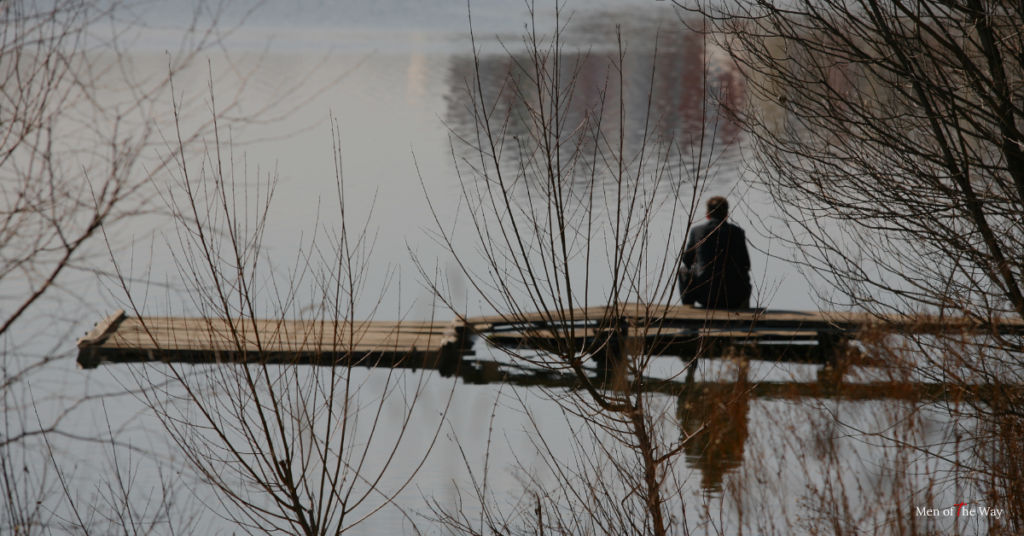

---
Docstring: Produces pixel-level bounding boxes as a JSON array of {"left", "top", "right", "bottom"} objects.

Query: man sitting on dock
[{"left": 679, "top": 196, "right": 752, "bottom": 309}]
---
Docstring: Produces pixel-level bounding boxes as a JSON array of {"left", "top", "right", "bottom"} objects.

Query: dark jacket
[{"left": 682, "top": 218, "right": 751, "bottom": 308}]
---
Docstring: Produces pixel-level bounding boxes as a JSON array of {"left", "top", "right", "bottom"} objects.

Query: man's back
[{"left": 682, "top": 218, "right": 751, "bottom": 308}]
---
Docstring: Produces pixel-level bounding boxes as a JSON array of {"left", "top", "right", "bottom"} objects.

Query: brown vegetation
[{"left": 680, "top": 0, "right": 1024, "bottom": 529}]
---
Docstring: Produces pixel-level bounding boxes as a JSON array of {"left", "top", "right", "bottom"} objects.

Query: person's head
[{"left": 706, "top": 196, "right": 728, "bottom": 220}]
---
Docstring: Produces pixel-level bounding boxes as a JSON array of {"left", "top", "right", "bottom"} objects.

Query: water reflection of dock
[
  {"left": 457, "top": 358, "right": 1024, "bottom": 493},
  {"left": 458, "top": 358, "right": 998, "bottom": 493}
]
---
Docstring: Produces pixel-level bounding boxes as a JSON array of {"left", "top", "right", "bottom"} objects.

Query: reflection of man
[
  {"left": 679, "top": 384, "right": 750, "bottom": 492},
  {"left": 679, "top": 197, "right": 752, "bottom": 309}
]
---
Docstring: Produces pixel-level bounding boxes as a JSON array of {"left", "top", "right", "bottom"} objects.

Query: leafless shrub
[
  {"left": 0, "top": 1, "right": 354, "bottom": 532},
  {"left": 419, "top": 5, "right": 747, "bottom": 535},
  {"left": 679, "top": 0, "right": 1024, "bottom": 529},
  {"left": 110, "top": 114, "right": 452, "bottom": 535}
]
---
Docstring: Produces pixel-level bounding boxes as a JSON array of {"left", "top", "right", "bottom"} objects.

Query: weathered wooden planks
[
  {"left": 467, "top": 302, "right": 1024, "bottom": 363},
  {"left": 468, "top": 303, "right": 1024, "bottom": 332},
  {"left": 77, "top": 310, "right": 472, "bottom": 374},
  {"left": 76, "top": 302, "right": 1023, "bottom": 371}
]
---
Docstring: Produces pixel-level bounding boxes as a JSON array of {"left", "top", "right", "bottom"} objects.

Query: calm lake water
[{"left": 6, "top": 1, "right": 990, "bottom": 534}]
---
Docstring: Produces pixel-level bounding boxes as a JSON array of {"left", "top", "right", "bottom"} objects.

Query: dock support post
[
  {"left": 684, "top": 357, "right": 697, "bottom": 385},
  {"left": 817, "top": 331, "right": 840, "bottom": 363},
  {"left": 76, "top": 310, "right": 127, "bottom": 369},
  {"left": 593, "top": 317, "right": 629, "bottom": 373},
  {"left": 438, "top": 315, "right": 468, "bottom": 377},
  {"left": 816, "top": 331, "right": 850, "bottom": 385}
]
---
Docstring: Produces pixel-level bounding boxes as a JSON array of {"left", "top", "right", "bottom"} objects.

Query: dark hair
[{"left": 706, "top": 196, "right": 729, "bottom": 220}]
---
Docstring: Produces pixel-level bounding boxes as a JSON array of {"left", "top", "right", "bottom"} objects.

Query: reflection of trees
[
  {"left": 678, "top": 380, "right": 750, "bottom": 492},
  {"left": 444, "top": 23, "right": 744, "bottom": 197},
  {"left": 649, "top": 25, "right": 744, "bottom": 149}
]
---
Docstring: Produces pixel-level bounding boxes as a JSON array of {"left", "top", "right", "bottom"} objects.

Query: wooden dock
[
  {"left": 466, "top": 303, "right": 1024, "bottom": 364},
  {"left": 76, "top": 310, "right": 472, "bottom": 374},
  {"left": 77, "top": 303, "right": 1023, "bottom": 370}
]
